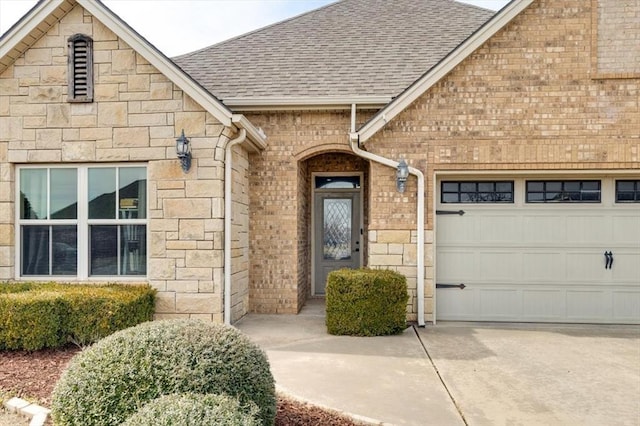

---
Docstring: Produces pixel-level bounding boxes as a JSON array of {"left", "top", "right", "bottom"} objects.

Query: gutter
[
  {"left": 348, "top": 104, "right": 426, "bottom": 327},
  {"left": 223, "top": 128, "right": 247, "bottom": 325}
]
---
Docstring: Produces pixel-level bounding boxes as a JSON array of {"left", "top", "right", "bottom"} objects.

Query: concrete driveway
[
  {"left": 237, "top": 301, "right": 640, "bottom": 426},
  {"left": 417, "top": 323, "right": 640, "bottom": 426}
]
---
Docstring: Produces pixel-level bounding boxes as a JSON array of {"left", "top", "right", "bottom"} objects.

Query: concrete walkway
[
  {"left": 236, "top": 299, "right": 463, "bottom": 426},
  {"left": 236, "top": 300, "right": 640, "bottom": 426}
]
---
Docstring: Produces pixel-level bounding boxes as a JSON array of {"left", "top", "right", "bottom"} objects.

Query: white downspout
[
  {"left": 349, "top": 104, "right": 427, "bottom": 326},
  {"left": 224, "top": 128, "right": 247, "bottom": 325}
]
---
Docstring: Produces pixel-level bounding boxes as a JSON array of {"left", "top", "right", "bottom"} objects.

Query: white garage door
[{"left": 436, "top": 177, "right": 640, "bottom": 324}]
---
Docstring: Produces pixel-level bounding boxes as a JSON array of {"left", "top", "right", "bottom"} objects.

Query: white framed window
[{"left": 16, "top": 165, "right": 147, "bottom": 279}]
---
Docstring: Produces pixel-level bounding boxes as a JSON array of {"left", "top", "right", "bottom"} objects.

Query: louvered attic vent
[{"left": 68, "top": 34, "right": 93, "bottom": 102}]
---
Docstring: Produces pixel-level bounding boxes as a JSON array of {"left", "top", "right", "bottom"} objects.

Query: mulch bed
[{"left": 0, "top": 346, "right": 362, "bottom": 425}]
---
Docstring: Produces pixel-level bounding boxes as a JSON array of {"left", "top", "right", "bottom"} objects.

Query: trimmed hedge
[
  {"left": 51, "top": 319, "right": 276, "bottom": 426},
  {"left": 326, "top": 268, "right": 409, "bottom": 336},
  {"left": 121, "top": 393, "right": 260, "bottom": 426},
  {"left": 0, "top": 282, "right": 156, "bottom": 351}
]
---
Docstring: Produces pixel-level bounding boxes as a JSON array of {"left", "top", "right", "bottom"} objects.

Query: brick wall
[
  {"left": 0, "top": 4, "right": 247, "bottom": 322},
  {"left": 246, "top": 111, "right": 373, "bottom": 313},
  {"left": 364, "top": 0, "right": 639, "bottom": 323},
  {"left": 594, "top": 0, "right": 640, "bottom": 76}
]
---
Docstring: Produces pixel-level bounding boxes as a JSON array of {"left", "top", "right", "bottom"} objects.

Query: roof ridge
[{"left": 173, "top": 0, "right": 341, "bottom": 60}]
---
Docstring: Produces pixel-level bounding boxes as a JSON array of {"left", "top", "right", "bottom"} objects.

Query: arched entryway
[{"left": 298, "top": 153, "right": 369, "bottom": 303}]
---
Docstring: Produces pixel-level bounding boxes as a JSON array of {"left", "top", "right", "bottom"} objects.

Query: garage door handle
[
  {"left": 436, "top": 283, "right": 466, "bottom": 289},
  {"left": 604, "top": 251, "right": 613, "bottom": 269}
]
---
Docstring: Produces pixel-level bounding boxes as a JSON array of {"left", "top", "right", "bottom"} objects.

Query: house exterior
[{"left": 1, "top": 0, "right": 638, "bottom": 325}]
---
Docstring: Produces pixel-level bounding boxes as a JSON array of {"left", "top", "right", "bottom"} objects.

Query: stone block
[
  {"left": 377, "top": 230, "right": 411, "bottom": 243},
  {"left": 96, "top": 148, "right": 129, "bottom": 161},
  {"left": 185, "top": 180, "right": 223, "bottom": 198},
  {"left": 112, "top": 50, "right": 136, "bottom": 74},
  {"left": 174, "top": 112, "right": 206, "bottom": 136},
  {"left": 155, "top": 291, "right": 176, "bottom": 312},
  {"left": 62, "top": 141, "right": 95, "bottom": 161},
  {"left": 35, "top": 129, "right": 62, "bottom": 149},
  {"left": 95, "top": 84, "right": 119, "bottom": 101},
  {"left": 113, "top": 127, "right": 149, "bottom": 147},
  {"left": 39, "top": 66, "right": 66, "bottom": 84},
  {"left": 185, "top": 250, "right": 222, "bottom": 268},
  {"left": 163, "top": 198, "right": 211, "bottom": 219},
  {"left": 24, "top": 48, "right": 51, "bottom": 65},
  {"left": 148, "top": 258, "right": 175, "bottom": 279},
  {"left": 127, "top": 74, "right": 150, "bottom": 91},
  {"left": 11, "top": 104, "right": 46, "bottom": 117},
  {"left": 28, "top": 150, "right": 61, "bottom": 162},
  {"left": 98, "top": 102, "right": 127, "bottom": 127},
  {"left": 175, "top": 293, "right": 220, "bottom": 314},
  {"left": 369, "top": 254, "right": 404, "bottom": 266},
  {"left": 150, "top": 82, "right": 172, "bottom": 99},
  {"left": 29, "top": 86, "right": 62, "bottom": 102},
  {"left": 46, "top": 104, "right": 70, "bottom": 127},
  {"left": 176, "top": 267, "right": 213, "bottom": 280},
  {"left": 179, "top": 219, "right": 205, "bottom": 240},
  {"left": 167, "top": 280, "right": 200, "bottom": 293}
]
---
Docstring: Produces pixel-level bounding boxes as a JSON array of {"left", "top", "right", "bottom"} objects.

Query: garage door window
[
  {"left": 615, "top": 180, "right": 640, "bottom": 203},
  {"left": 526, "top": 180, "right": 600, "bottom": 203},
  {"left": 441, "top": 181, "right": 513, "bottom": 203}
]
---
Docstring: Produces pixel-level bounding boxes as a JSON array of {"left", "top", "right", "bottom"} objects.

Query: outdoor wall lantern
[
  {"left": 176, "top": 129, "right": 191, "bottom": 172},
  {"left": 396, "top": 159, "right": 409, "bottom": 193}
]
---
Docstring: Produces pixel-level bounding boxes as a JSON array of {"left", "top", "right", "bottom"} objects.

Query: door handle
[{"left": 604, "top": 251, "right": 613, "bottom": 269}]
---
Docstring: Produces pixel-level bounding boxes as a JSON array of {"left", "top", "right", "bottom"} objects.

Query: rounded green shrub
[
  {"left": 51, "top": 319, "right": 276, "bottom": 426},
  {"left": 326, "top": 268, "right": 409, "bottom": 336},
  {"left": 121, "top": 393, "right": 260, "bottom": 426}
]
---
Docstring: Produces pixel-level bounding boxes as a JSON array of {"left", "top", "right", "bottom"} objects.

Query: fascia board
[
  {"left": 78, "top": 0, "right": 234, "bottom": 128},
  {"left": 357, "top": 0, "right": 535, "bottom": 144}
]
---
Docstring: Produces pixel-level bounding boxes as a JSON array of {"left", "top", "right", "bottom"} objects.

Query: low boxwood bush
[
  {"left": 121, "top": 393, "right": 260, "bottom": 426},
  {"left": 326, "top": 268, "right": 409, "bottom": 336},
  {"left": 51, "top": 319, "right": 276, "bottom": 426},
  {"left": 0, "top": 282, "right": 155, "bottom": 351}
]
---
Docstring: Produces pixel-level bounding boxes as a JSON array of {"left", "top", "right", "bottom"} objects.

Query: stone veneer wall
[
  {"left": 0, "top": 4, "right": 248, "bottom": 322},
  {"left": 364, "top": 0, "right": 639, "bottom": 323}
]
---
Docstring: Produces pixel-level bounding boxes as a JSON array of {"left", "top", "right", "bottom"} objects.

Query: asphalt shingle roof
[{"left": 173, "top": 0, "right": 496, "bottom": 102}]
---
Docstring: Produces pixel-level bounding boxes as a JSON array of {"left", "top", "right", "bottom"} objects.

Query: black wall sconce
[
  {"left": 176, "top": 129, "right": 191, "bottom": 172},
  {"left": 396, "top": 158, "right": 409, "bottom": 193}
]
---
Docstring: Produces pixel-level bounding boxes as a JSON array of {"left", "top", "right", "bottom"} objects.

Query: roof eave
[
  {"left": 223, "top": 96, "right": 391, "bottom": 112},
  {"left": 356, "top": 0, "right": 535, "bottom": 144},
  {"left": 0, "top": 0, "right": 71, "bottom": 73},
  {"left": 231, "top": 114, "right": 267, "bottom": 152}
]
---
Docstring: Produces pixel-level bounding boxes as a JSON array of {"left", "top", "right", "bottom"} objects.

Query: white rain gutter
[
  {"left": 223, "top": 128, "right": 247, "bottom": 325},
  {"left": 349, "top": 104, "right": 426, "bottom": 326}
]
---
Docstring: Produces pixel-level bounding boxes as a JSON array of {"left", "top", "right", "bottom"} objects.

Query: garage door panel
[
  {"left": 566, "top": 291, "right": 608, "bottom": 320},
  {"left": 612, "top": 291, "right": 640, "bottom": 321},
  {"left": 479, "top": 215, "right": 521, "bottom": 242},
  {"left": 479, "top": 289, "right": 520, "bottom": 318},
  {"left": 522, "top": 290, "right": 564, "bottom": 319},
  {"left": 479, "top": 251, "right": 520, "bottom": 281},
  {"left": 613, "top": 216, "right": 640, "bottom": 243},
  {"left": 566, "top": 252, "right": 607, "bottom": 283},
  {"left": 437, "top": 218, "right": 477, "bottom": 244},
  {"left": 523, "top": 216, "right": 566, "bottom": 243},
  {"left": 611, "top": 252, "right": 640, "bottom": 282},
  {"left": 436, "top": 289, "right": 475, "bottom": 319},
  {"left": 437, "top": 250, "right": 477, "bottom": 281},
  {"left": 566, "top": 216, "right": 611, "bottom": 243},
  {"left": 522, "top": 252, "right": 564, "bottom": 281}
]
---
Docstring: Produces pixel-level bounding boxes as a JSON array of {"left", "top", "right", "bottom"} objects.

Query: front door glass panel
[{"left": 323, "top": 198, "right": 352, "bottom": 261}]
